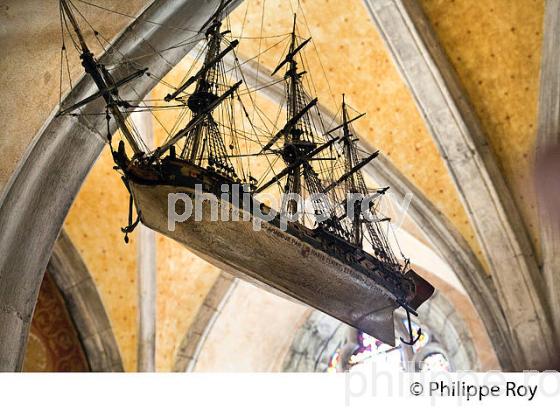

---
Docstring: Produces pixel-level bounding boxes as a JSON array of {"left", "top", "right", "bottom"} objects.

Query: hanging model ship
[{"left": 57, "top": 0, "right": 434, "bottom": 346}]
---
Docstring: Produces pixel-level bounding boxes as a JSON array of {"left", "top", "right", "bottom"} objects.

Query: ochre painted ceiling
[
  {"left": 0, "top": 0, "right": 546, "bottom": 371},
  {"left": 65, "top": 148, "right": 222, "bottom": 371},
  {"left": 0, "top": 0, "right": 148, "bottom": 192},
  {"left": 225, "top": 0, "right": 487, "bottom": 264},
  {"left": 420, "top": 0, "right": 545, "bottom": 260}
]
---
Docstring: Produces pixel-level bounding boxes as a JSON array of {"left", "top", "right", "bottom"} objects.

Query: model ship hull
[
  {"left": 130, "top": 180, "right": 424, "bottom": 345},
  {"left": 60, "top": 0, "right": 434, "bottom": 348}
]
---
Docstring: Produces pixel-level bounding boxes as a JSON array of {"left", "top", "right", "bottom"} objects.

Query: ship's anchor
[
  {"left": 121, "top": 192, "right": 140, "bottom": 243},
  {"left": 400, "top": 308, "right": 422, "bottom": 346},
  {"left": 121, "top": 177, "right": 141, "bottom": 243}
]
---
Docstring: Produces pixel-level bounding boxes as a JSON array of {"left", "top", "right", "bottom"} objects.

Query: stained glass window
[
  {"left": 348, "top": 332, "right": 402, "bottom": 369},
  {"left": 420, "top": 352, "right": 451, "bottom": 372},
  {"left": 327, "top": 320, "right": 452, "bottom": 373},
  {"left": 327, "top": 350, "right": 340, "bottom": 373}
]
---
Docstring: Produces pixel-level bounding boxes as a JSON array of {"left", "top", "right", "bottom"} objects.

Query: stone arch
[
  {"left": 282, "top": 290, "right": 480, "bottom": 372},
  {"left": 48, "top": 230, "right": 123, "bottom": 371},
  {"left": 231, "top": 56, "right": 515, "bottom": 370},
  {"left": 173, "top": 272, "right": 237, "bottom": 372},
  {"left": 165, "top": 53, "right": 514, "bottom": 370},
  {"left": 0, "top": 0, "right": 242, "bottom": 371},
  {"left": 0, "top": 0, "right": 521, "bottom": 372}
]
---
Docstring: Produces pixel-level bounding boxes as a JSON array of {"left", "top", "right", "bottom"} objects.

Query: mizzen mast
[{"left": 335, "top": 97, "right": 399, "bottom": 267}]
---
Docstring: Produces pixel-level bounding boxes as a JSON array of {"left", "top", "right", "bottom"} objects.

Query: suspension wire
[
  {"left": 250, "top": 0, "right": 267, "bottom": 124},
  {"left": 296, "top": 0, "right": 337, "bottom": 109},
  {"left": 236, "top": 0, "right": 249, "bottom": 40},
  {"left": 76, "top": 0, "right": 203, "bottom": 93},
  {"left": 223, "top": 34, "right": 291, "bottom": 77},
  {"left": 60, "top": 4, "right": 81, "bottom": 52},
  {"left": 104, "top": 36, "right": 204, "bottom": 67},
  {"left": 58, "top": 2, "right": 66, "bottom": 106},
  {"left": 77, "top": 0, "right": 200, "bottom": 33},
  {"left": 77, "top": 0, "right": 289, "bottom": 41},
  {"left": 68, "top": 0, "right": 108, "bottom": 53}
]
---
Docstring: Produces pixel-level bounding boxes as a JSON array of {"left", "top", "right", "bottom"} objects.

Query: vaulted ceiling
[{"left": 1, "top": 0, "right": 557, "bottom": 371}]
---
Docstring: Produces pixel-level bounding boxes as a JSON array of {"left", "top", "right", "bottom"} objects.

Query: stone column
[{"left": 132, "top": 100, "right": 157, "bottom": 372}]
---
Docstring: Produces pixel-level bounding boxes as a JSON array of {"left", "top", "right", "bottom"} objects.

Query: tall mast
[
  {"left": 336, "top": 97, "right": 398, "bottom": 265},
  {"left": 263, "top": 16, "right": 349, "bottom": 237},
  {"left": 59, "top": 0, "right": 143, "bottom": 155},
  {"left": 288, "top": 15, "right": 298, "bottom": 123},
  {"left": 183, "top": 15, "right": 226, "bottom": 165},
  {"left": 341, "top": 95, "right": 362, "bottom": 245},
  {"left": 268, "top": 14, "right": 318, "bottom": 217},
  {"left": 284, "top": 15, "right": 303, "bottom": 215},
  {"left": 153, "top": 2, "right": 239, "bottom": 178}
]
